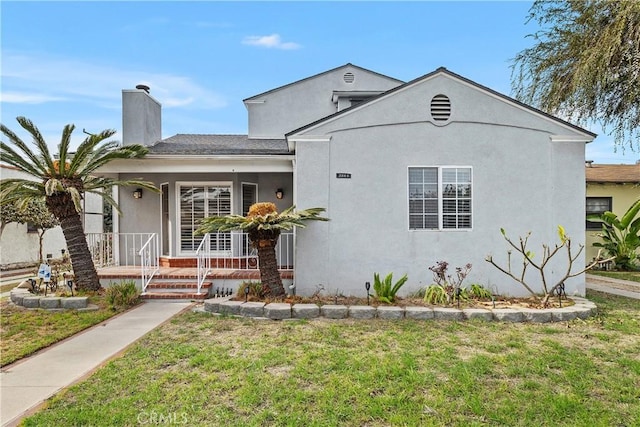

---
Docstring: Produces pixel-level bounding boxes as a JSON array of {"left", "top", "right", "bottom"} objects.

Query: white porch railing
[
  {"left": 138, "top": 234, "right": 159, "bottom": 293},
  {"left": 196, "top": 231, "right": 294, "bottom": 294},
  {"left": 86, "top": 232, "right": 159, "bottom": 292},
  {"left": 87, "top": 231, "right": 294, "bottom": 295},
  {"left": 86, "top": 233, "right": 159, "bottom": 268}
]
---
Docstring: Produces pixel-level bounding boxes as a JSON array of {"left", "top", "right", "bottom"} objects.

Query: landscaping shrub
[
  {"left": 372, "top": 272, "right": 408, "bottom": 303},
  {"left": 104, "top": 280, "right": 140, "bottom": 310},
  {"left": 235, "top": 280, "right": 264, "bottom": 300}
]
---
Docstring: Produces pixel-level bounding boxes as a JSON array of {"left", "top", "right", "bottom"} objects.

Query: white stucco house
[
  {"left": 0, "top": 164, "right": 104, "bottom": 270},
  {"left": 98, "top": 64, "right": 596, "bottom": 297}
]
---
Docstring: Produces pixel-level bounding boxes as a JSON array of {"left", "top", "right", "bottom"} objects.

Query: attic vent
[
  {"left": 343, "top": 72, "right": 355, "bottom": 84},
  {"left": 430, "top": 94, "right": 451, "bottom": 122}
]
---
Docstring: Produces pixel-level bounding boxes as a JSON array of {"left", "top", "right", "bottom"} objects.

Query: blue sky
[{"left": 1, "top": 1, "right": 637, "bottom": 164}]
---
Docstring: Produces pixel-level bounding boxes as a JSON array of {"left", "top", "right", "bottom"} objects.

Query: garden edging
[
  {"left": 9, "top": 288, "right": 96, "bottom": 311},
  {"left": 203, "top": 296, "right": 597, "bottom": 323}
]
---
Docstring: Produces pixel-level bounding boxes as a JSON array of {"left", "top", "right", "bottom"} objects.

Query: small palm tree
[
  {"left": 1, "top": 116, "right": 158, "bottom": 291},
  {"left": 196, "top": 202, "right": 328, "bottom": 298}
]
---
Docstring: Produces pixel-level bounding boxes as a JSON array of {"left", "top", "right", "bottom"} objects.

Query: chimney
[{"left": 122, "top": 85, "right": 161, "bottom": 146}]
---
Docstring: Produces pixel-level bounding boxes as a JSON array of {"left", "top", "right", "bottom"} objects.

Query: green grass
[
  {"left": 1, "top": 295, "right": 128, "bottom": 367},
  {"left": 0, "top": 282, "right": 20, "bottom": 293},
  {"left": 588, "top": 270, "right": 640, "bottom": 283},
  {"left": 21, "top": 290, "right": 640, "bottom": 426}
]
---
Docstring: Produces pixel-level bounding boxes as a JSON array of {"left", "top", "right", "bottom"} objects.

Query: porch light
[
  {"left": 275, "top": 188, "right": 284, "bottom": 199},
  {"left": 133, "top": 188, "right": 143, "bottom": 199}
]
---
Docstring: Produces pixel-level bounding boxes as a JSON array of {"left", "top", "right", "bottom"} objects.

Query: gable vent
[
  {"left": 430, "top": 94, "right": 451, "bottom": 122},
  {"left": 343, "top": 72, "right": 355, "bottom": 84}
]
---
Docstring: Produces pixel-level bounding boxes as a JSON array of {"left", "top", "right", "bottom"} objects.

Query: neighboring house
[
  {"left": 585, "top": 162, "right": 640, "bottom": 263},
  {"left": 0, "top": 164, "right": 66, "bottom": 268},
  {"left": 99, "top": 64, "right": 596, "bottom": 297},
  {"left": 0, "top": 164, "right": 103, "bottom": 269}
]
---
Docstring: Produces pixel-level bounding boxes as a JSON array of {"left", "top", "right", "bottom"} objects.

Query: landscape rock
[
  {"left": 240, "top": 302, "right": 266, "bottom": 318},
  {"left": 463, "top": 308, "right": 493, "bottom": 321},
  {"left": 292, "top": 304, "right": 320, "bottom": 319},
  {"left": 405, "top": 307, "right": 435, "bottom": 320},
  {"left": 61, "top": 297, "right": 89, "bottom": 309},
  {"left": 321, "top": 305, "right": 348, "bottom": 319},
  {"left": 348, "top": 305, "right": 376, "bottom": 319},
  {"left": 264, "top": 303, "right": 291, "bottom": 320},
  {"left": 376, "top": 306, "right": 405, "bottom": 319},
  {"left": 433, "top": 307, "right": 464, "bottom": 321}
]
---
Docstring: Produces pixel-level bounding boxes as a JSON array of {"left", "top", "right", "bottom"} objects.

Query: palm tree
[
  {"left": 196, "top": 202, "right": 328, "bottom": 298},
  {"left": 1, "top": 116, "right": 158, "bottom": 291}
]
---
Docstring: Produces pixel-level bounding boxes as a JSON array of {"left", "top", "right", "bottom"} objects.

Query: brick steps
[
  {"left": 142, "top": 281, "right": 212, "bottom": 301},
  {"left": 142, "top": 292, "right": 209, "bottom": 301}
]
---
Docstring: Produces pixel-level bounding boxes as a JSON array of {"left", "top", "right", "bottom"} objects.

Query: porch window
[
  {"left": 408, "top": 167, "right": 472, "bottom": 230},
  {"left": 179, "top": 184, "right": 232, "bottom": 252},
  {"left": 586, "top": 197, "right": 611, "bottom": 230}
]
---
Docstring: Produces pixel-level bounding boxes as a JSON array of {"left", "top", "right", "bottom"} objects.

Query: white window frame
[
  {"left": 176, "top": 181, "right": 233, "bottom": 256},
  {"left": 407, "top": 166, "right": 473, "bottom": 231}
]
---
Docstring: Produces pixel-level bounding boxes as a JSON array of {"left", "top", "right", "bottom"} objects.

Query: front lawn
[
  {"left": 0, "top": 295, "right": 127, "bottom": 367},
  {"left": 22, "top": 291, "right": 640, "bottom": 427}
]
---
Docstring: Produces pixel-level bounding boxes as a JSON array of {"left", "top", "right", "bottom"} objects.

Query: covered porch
[{"left": 88, "top": 232, "right": 294, "bottom": 298}]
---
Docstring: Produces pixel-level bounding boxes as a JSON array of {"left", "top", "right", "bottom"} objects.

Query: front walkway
[{"left": 0, "top": 302, "right": 193, "bottom": 427}]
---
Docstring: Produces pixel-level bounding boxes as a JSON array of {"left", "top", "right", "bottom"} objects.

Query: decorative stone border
[
  {"left": 203, "top": 297, "right": 597, "bottom": 323},
  {"left": 9, "top": 288, "right": 93, "bottom": 311}
]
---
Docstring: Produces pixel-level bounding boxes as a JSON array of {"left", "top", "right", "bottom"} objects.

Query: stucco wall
[
  {"left": 585, "top": 183, "right": 640, "bottom": 262},
  {"left": 0, "top": 223, "right": 66, "bottom": 268},
  {"left": 246, "top": 65, "right": 402, "bottom": 138},
  {"left": 293, "top": 74, "right": 590, "bottom": 298}
]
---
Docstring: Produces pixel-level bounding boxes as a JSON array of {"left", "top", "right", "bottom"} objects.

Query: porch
[{"left": 88, "top": 232, "right": 294, "bottom": 300}]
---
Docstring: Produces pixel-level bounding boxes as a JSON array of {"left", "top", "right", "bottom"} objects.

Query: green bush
[
  {"left": 105, "top": 280, "right": 140, "bottom": 310},
  {"left": 423, "top": 284, "right": 449, "bottom": 305},
  {"left": 372, "top": 272, "right": 408, "bottom": 304},
  {"left": 235, "top": 281, "right": 264, "bottom": 299},
  {"left": 468, "top": 283, "right": 493, "bottom": 300}
]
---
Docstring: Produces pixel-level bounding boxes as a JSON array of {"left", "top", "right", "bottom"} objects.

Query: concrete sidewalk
[
  {"left": 586, "top": 274, "right": 640, "bottom": 300},
  {"left": 1, "top": 302, "right": 193, "bottom": 427}
]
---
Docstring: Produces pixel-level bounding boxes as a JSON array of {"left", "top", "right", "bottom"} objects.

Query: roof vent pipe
[{"left": 135, "top": 84, "right": 150, "bottom": 93}]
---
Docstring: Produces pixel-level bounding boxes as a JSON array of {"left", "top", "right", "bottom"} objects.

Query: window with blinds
[
  {"left": 179, "top": 184, "right": 232, "bottom": 252},
  {"left": 408, "top": 167, "right": 472, "bottom": 230}
]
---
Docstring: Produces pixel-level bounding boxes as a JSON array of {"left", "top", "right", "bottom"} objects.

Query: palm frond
[
  {"left": 83, "top": 176, "right": 158, "bottom": 193},
  {"left": 56, "top": 124, "right": 75, "bottom": 175},
  {"left": 0, "top": 179, "right": 46, "bottom": 205},
  {"left": 44, "top": 178, "right": 65, "bottom": 196},
  {"left": 85, "top": 187, "right": 122, "bottom": 216},
  {"left": 15, "top": 117, "right": 56, "bottom": 176},
  {"left": 1, "top": 122, "right": 50, "bottom": 175},
  {"left": 68, "top": 130, "right": 117, "bottom": 175},
  {"left": 0, "top": 141, "right": 47, "bottom": 179},
  {"left": 66, "top": 186, "right": 83, "bottom": 212},
  {"left": 80, "top": 144, "right": 148, "bottom": 175}
]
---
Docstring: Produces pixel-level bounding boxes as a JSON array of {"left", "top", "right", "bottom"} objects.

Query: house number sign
[{"left": 336, "top": 173, "right": 352, "bottom": 179}]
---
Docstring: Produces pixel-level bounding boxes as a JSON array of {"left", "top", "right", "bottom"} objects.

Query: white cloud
[
  {"left": 242, "top": 34, "right": 301, "bottom": 50},
  {"left": 1, "top": 52, "right": 226, "bottom": 110},
  {"left": 1, "top": 92, "right": 67, "bottom": 104}
]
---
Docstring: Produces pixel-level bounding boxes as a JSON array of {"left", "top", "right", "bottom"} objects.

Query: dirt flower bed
[{"left": 231, "top": 294, "right": 575, "bottom": 310}]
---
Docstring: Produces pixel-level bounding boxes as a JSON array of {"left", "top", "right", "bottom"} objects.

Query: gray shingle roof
[{"left": 148, "top": 134, "right": 290, "bottom": 155}]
